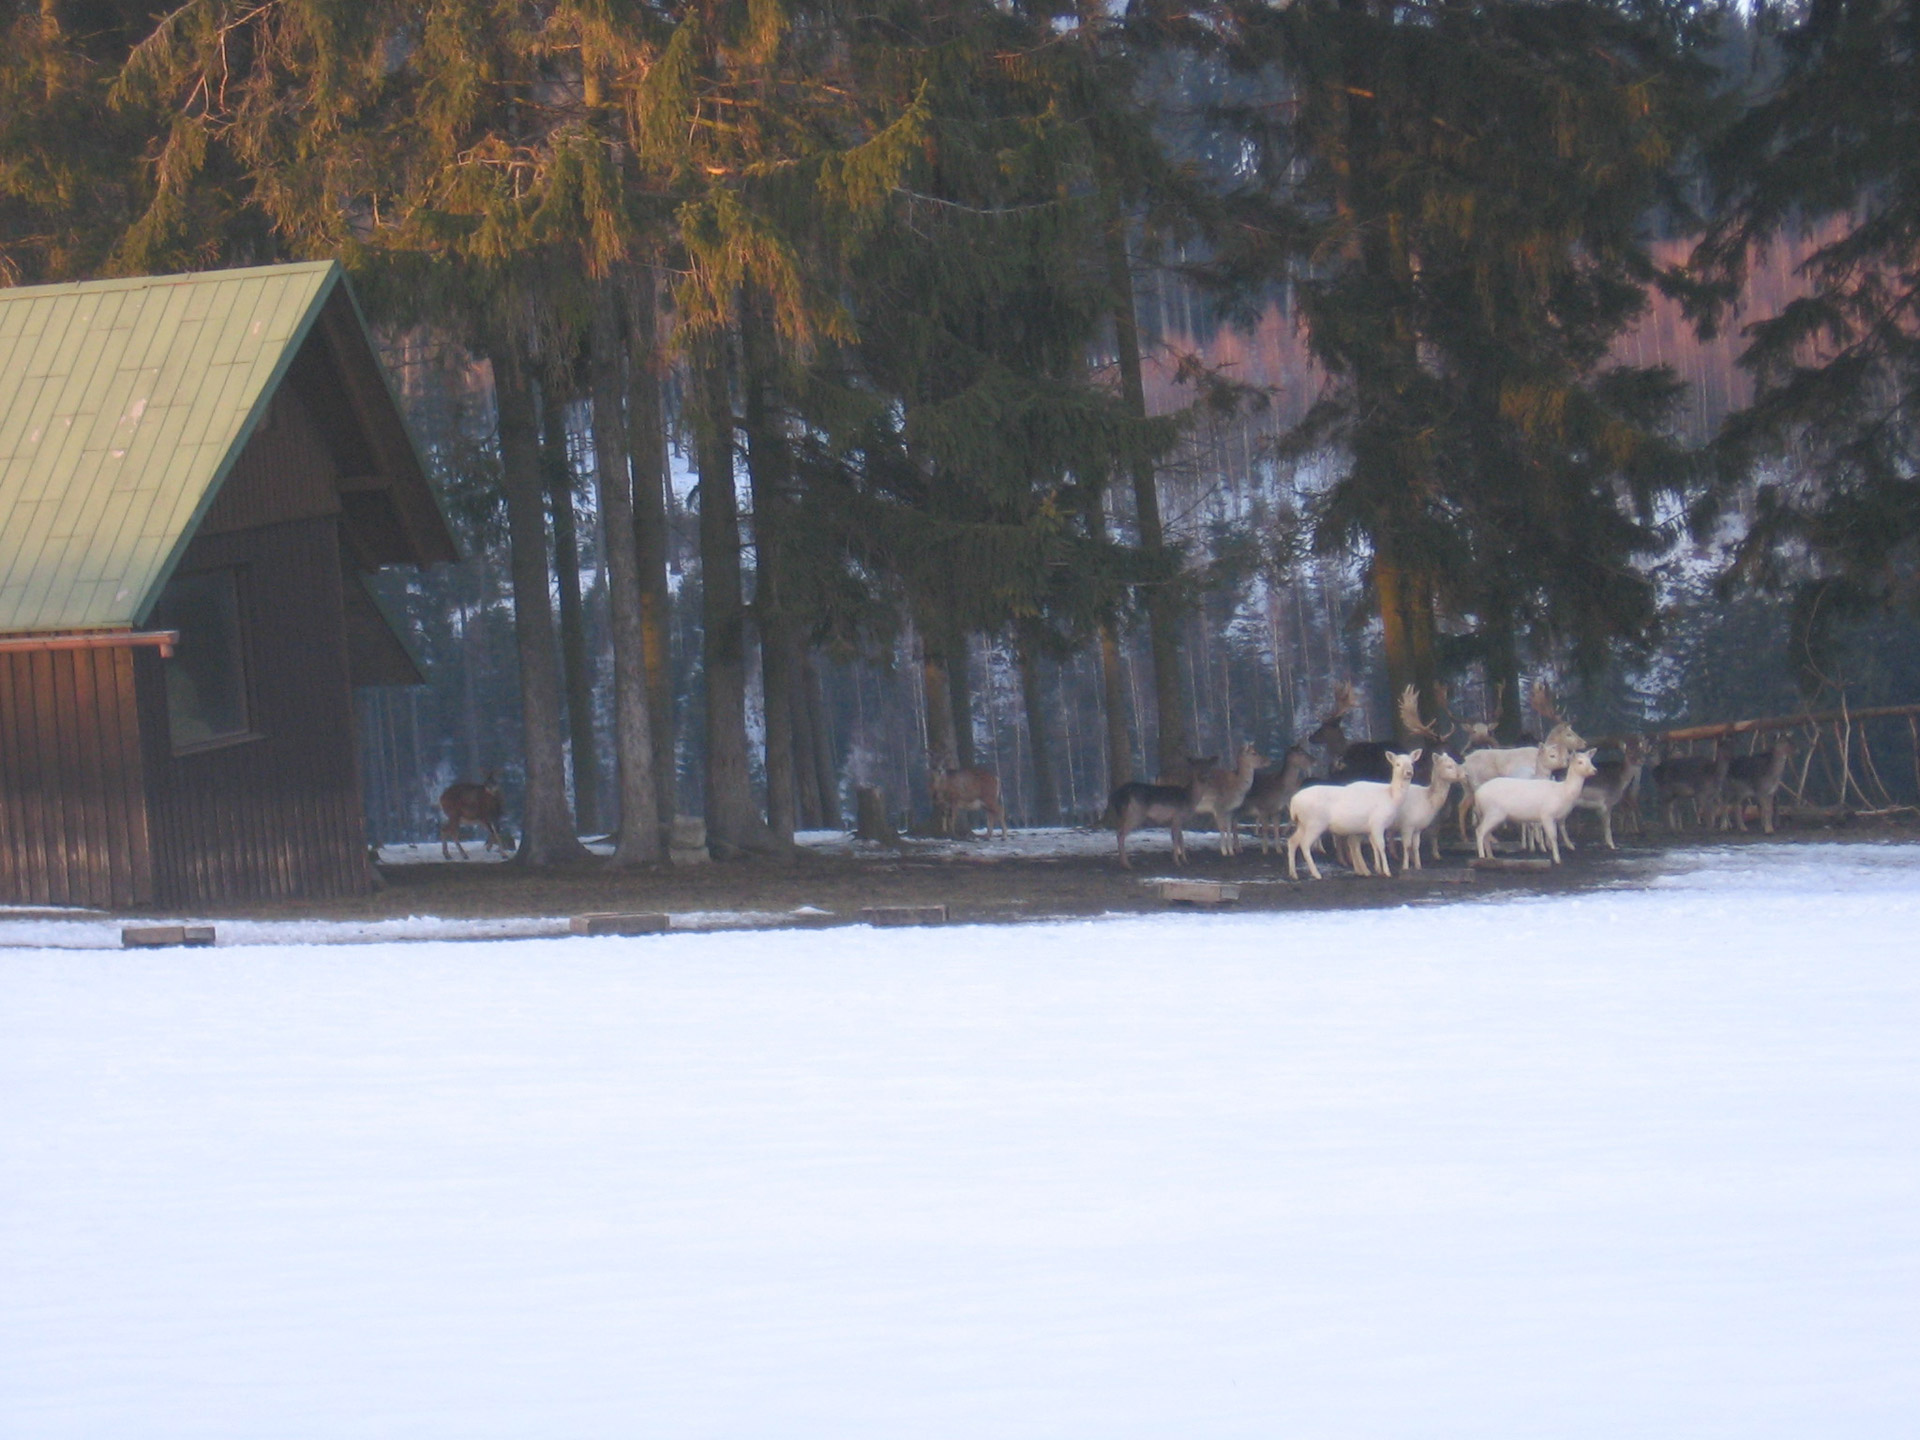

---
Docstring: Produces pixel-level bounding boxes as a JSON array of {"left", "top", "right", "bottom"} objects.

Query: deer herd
[
  {"left": 436, "top": 681, "right": 1799, "bottom": 874},
  {"left": 1087, "top": 680, "right": 1797, "bottom": 876}
]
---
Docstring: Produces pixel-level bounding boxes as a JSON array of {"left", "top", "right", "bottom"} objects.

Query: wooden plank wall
[
  {"left": 137, "top": 515, "right": 372, "bottom": 906},
  {"left": 0, "top": 644, "right": 154, "bottom": 908}
]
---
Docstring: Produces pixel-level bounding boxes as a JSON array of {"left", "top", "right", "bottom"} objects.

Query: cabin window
[{"left": 150, "top": 569, "right": 252, "bottom": 750}]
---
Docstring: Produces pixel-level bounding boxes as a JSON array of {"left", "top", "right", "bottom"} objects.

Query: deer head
[
  {"left": 1307, "top": 679, "right": 1360, "bottom": 750},
  {"left": 1530, "top": 680, "right": 1586, "bottom": 750}
]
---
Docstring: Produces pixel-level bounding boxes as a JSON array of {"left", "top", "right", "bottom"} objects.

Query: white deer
[
  {"left": 1395, "top": 751, "right": 1464, "bottom": 870},
  {"left": 1287, "top": 750, "right": 1419, "bottom": 881},
  {"left": 1473, "top": 751, "right": 1599, "bottom": 864}
]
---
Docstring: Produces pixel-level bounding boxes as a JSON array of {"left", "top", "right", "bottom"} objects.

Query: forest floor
[{"left": 2, "top": 813, "right": 1913, "bottom": 944}]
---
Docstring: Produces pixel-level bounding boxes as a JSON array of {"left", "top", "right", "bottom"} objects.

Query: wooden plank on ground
[
  {"left": 1157, "top": 879, "right": 1240, "bottom": 905},
  {"left": 860, "top": 904, "right": 948, "bottom": 927},
  {"left": 569, "top": 912, "right": 670, "bottom": 937},
  {"left": 122, "top": 924, "right": 216, "bottom": 948}
]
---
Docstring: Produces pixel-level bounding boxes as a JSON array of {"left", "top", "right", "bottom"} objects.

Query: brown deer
[
  {"left": 1307, "top": 680, "right": 1397, "bottom": 781},
  {"left": 439, "top": 775, "right": 513, "bottom": 859},
  {"left": 1235, "top": 745, "right": 1315, "bottom": 854},
  {"left": 1574, "top": 735, "right": 1648, "bottom": 850},
  {"left": 1651, "top": 738, "right": 1732, "bottom": 830},
  {"left": 1186, "top": 742, "right": 1268, "bottom": 856},
  {"left": 1720, "top": 735, "right": 1795, "bottom": 833},
  {"left": 1107, "top": 780, "right": 1194, "bottom": 869},
  {"left": 930, "top": 766, "right": 1008, "bottom": 839}
]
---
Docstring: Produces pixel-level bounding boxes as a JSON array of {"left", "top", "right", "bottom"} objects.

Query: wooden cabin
[{"left": 0, "top": 262, "right": 456, "bottom": 909}]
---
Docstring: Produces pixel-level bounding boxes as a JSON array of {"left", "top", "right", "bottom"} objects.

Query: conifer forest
[{"left": 5, "top": 0, "right": 1918, "bottom": 859}]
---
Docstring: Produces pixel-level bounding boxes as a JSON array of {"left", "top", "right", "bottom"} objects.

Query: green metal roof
[{"left": 0, "top": 261, "right": 342, "bottom": 632}]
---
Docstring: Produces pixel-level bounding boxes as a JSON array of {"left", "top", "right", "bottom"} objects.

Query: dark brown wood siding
[
  {"left": 0, "top": 644, "right": 153, "bottom": 908},
  {"left": 138, "top": 515, "right": 372, "bottom": 906},
  {"left": 199, "top": 383, "right": 342, "bottom": 537}
]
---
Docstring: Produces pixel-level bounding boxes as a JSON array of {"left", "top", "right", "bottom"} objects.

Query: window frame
[{"left": 151, "top": 564, "right": 263, "bottom": 756}]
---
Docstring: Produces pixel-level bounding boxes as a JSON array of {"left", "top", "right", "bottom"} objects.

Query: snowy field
[{"left": 3, "top": 845, "right": 1917, "bottom": 1437}]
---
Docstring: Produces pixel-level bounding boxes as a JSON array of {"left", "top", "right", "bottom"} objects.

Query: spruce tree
[
  {"left": 1213, "top": 0, "right": 1712, "bottom": 715},
  {"left": 1692, "top": 0, "right": 1920, "bottom": 665}
]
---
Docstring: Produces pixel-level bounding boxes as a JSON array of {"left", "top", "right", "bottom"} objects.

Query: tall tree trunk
[
  {"left": 789, "top": 648, "right": 824, "bottom": 830},
  {"left": 1105, "top": 210, "right": 1186, "bottom": 771},
  {"left": 589, "top": 299, "right": 663, "bottom": 863},
  {"left": 920, "top": 631, "right": 959, "bottom": 771},
  {"left": 947, "top": 630, "right": 975, "bottom": 769},
  {"left": 1374, "top": 550, "right": 1440, "bottom": 743},
  {"left": 627, "top": 275, "right": 678, "bottom": 826},
  {"left": 691, "top": 343, "right": 777, "bottom": 854},
  {"left": 741, "top": 309, "right": 796, "bottom": 848},
  {"left": 803, "top": 650, "right": 840, "bottom": 826},
  {"left": 1099, "top": 623, "right": 1134, "bottom": 791},
  {"left": 540, "top": 382, "right": 602, "bottom": 836},
  {"left": 1018, "top": 640, "right": 1061, "bottom": 824},
  {"left": 491, "top": 348, "right": 587, "bottom": 865}
]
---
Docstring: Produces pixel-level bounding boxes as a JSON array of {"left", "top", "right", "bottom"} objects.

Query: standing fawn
[
  {"left": 1456, "top": 737, "right": 1571, "bottom": 841},
  {"left": 439, "top": 775, "right": 513, "bottom": 859},
  {"left": 1651, "top": 738, "right": 1731, "bottom": 830},
  {"left": 1235, "top": 746, "right": 1314, "bottom": 854},
  {"left": 1720, "top": 735, "right": 1795, "bottom": 833},
  {"left": 930, "top": 766, "right": 1008, "bottom": 838},
  {"left": 1287, "top": 750, "right": 1419, "bottom": 881},
  {"left": 1395, "top": 751, "right": 1464, "bottom": 870},
  {"left": 1473, "top": 751, "right": 1599, "bottom": 864},
  {"left": 1573, "top": 735, "right": 1647, "bottom": 850},
  {"left": 1186, "top": 742, "right": 1267, "bottom": 856}
]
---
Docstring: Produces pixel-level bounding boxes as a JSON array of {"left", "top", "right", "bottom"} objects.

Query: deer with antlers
[
  {"left": 1307, "top": 680, "right": 1400, "bottom": 782},
  {"left": 439, "top": 775, "right": 514, "bottom": 859}
]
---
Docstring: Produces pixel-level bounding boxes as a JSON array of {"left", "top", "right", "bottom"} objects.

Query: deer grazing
[
  {"left": 1287, "top": 750, "right": 1419, "bottom": 881},
  {"left": 1185, "top": 742, "right": 1266, "bottom": 856},
  {"left": 930, "top": 765, "right": 1008, "bottom": 839},
  {"left": 1108, "top": 779, "right": 1194, "bottom": 868},
  {"left": 1473, "top": 750, "right": 1599, "bottom": 864},
  {"left": 1572, "top": 735, "right": 1647, "bottom": 850},
  {"left": 439, "top": 775, "right": 513, "bottom": 859},
  {"left": 1235, "top": 746, "right": 1314, "bottom": 854},
  {"left": 1650, "top": 737, "right": 1732, "bottom": 830},
  {"left": 1720, "top": 735, "right": 1795, "bottom": 833}
]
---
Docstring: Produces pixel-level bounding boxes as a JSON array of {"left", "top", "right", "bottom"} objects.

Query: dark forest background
[{"left": 6, "top": 0, "right": 1918, "bottom": 849}]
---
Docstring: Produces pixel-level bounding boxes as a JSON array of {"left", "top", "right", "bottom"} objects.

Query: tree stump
[{"left": 855, "top": 785, "right": 899, "bottom": 843}]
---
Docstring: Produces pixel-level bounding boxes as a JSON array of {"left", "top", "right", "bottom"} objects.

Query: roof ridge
[{"left": 0, "top": 260, "right": 339, "bottom": 303}]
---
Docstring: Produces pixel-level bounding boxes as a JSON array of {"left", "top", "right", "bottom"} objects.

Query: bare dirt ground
[{"left": 166, "top": 814, "right": 1919, "bottom": 930}]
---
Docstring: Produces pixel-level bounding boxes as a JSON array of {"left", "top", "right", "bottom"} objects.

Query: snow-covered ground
[{"left": 3, "top": 844, "right": 1916, "bottom": 1437}]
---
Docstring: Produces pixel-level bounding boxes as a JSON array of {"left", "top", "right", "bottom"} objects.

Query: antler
[{"left": 1396, "top": 684, "right": 1450, "bottom": 741}]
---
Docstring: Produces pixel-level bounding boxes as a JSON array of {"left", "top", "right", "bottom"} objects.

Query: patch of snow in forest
[{"left": 3, "top": 845, "right": 1917, "bottom": 1437}]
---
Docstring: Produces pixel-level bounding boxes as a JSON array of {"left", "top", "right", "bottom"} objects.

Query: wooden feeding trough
[
  {"left": 569, "top": 912, "right": 670, "bottom": 937},
  {"left": 1157, "top": 879, "right": 1240, "bottom": 906},
  {"left": 122, "top": 924, "right": 216, "bottom": 948},
  {"left": 860, "top": 904, "right": 948, "bottom": 927}
]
